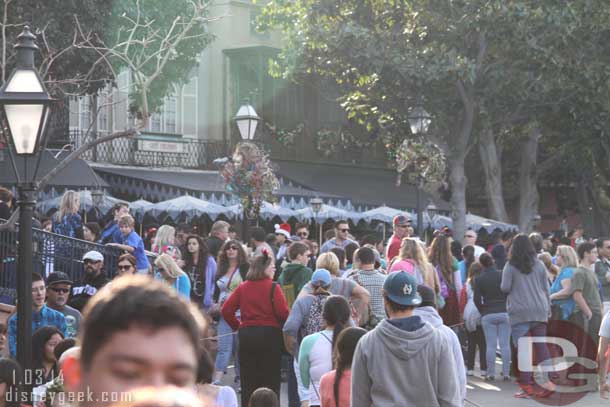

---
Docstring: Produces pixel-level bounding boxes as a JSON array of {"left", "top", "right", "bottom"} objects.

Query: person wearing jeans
[
  {"left": 481, "top": 313, "right": 511, "bottom": 379},
  {"left": 474, "top": 253, "right": 511, "bottom": 381}
]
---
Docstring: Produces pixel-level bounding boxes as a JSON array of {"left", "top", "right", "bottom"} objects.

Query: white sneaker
[
  {"left": 481, "top": 370, "right": 487, "bottom": 378},
  {"left": 467, "top": 370, "right": 474, "bottom": 376}
]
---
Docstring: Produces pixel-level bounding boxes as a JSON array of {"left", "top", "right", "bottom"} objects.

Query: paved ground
[{"left": 220, "top": 363, "right": 609, "bottom": 407}]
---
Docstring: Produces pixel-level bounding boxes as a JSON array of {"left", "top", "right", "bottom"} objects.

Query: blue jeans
[
  {"left": 215, "top": 316, "right": 239, "bottom": 376},
  {"left": 511, "top": 321, "right": 550, "bottom": 385},
  {"left": 481, "top": 313, "right": 511, "bottom": 377}
]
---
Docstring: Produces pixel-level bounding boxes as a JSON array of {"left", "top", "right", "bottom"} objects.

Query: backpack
[{"left": 303, "top": 293, "right": 330, "bottom": 338}]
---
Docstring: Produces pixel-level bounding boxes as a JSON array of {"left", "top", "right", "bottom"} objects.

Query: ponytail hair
[
  {"left": 322, "top": 296, "right": 351, "bottom": 351},
  {"left": 333, "top": 327, "right": 367, "bottom": 407}
]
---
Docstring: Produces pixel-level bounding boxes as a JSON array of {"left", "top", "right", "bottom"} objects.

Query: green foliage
[
  {"left": 106, "top": 0, "right": 214, "bottom": 113},
  {"left": 2, "top": 0, "right": 114, "bottom": 95}
]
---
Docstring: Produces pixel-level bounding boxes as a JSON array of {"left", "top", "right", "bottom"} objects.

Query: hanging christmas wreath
[
  {"left": 215, "top": 142, "right": 280, "bottom": 218},
  {"left": 395, "top": 138, "right": 446, "bottom": 187}
]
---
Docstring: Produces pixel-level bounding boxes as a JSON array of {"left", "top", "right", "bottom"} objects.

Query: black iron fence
[
  {"left": 0, "top": 220, "right": 124, "bottom": 304},
  {"left": 68, "top": 129, "right": 390, "bottom": 170}
]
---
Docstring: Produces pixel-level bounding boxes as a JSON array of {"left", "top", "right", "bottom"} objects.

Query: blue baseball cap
[
  {"left": 383, "top": 271, "right": 422, "bottom": 306},
  {"left": 311, "top": 268, "right": 332, "bottom": 287}
]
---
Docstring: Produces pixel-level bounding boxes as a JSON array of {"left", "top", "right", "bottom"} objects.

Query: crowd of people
[{"left": 3, "top": 187, "right": 610, "bottom": 406}]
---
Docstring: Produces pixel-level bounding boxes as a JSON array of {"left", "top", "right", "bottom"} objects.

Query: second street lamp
[
  {"left": 0, "top": 26, "right": 53, "bottom": 373},
  {"left": 309, "top": 197, "right": 323, "bottom": 246},
  {"left": 407, "top": 105, "right": 432, "bottom": 238}
]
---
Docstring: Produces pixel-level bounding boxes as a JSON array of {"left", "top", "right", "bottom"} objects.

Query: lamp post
[
  {"left": 0, "top": 26, "right": 53, "bottom": 373},
  {"left": 233, "top": 100, "right": 261, "bottom": 242},
  {"left": 407, "top": 105, "right": 432, "bottom": 238},
  {"left": 310, "top": 197, "right": 323, "bottom": 246}
]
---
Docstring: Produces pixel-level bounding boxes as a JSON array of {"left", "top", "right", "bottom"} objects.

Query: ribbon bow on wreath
[{"left": 215, "top": 142, "right": 280, "bottom": 219}]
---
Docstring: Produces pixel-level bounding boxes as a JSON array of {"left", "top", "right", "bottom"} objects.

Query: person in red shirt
[
  {"left": 386, "top": 215, "right": 412, "bottom": 264},
  {"left": 221, "top": 249, "right": 289, "bottom": 406}
]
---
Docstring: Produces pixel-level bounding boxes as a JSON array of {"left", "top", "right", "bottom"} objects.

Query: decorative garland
[
  {"left": 395, "top": 138, "right": 446, "bottom": 187},
  {"left": 266, "top": 122, "right": 304, "bottom": 147},
  {"left": 215, "top": 142, "right": 280, "bottom": 218}
]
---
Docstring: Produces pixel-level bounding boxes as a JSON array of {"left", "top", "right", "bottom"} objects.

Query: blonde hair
[
  {"left": 316, "top": 252, "right": 340, "bottom": 276},
  {"left": 118, "top": 214, "right": 135, "bottom": 227},
  {"left": 154, "top": 253, "right": 183, "bottom": 280},
  {"left": 153, "top": 225, "right": 176, "bottom": 252},
  {"left": 56, "top": 190, "right": 80, "bottom": 221},
  {"left": 538, "top": 252, "right": 559, "bottom": 277},
  {"left": 556, "top": 245, "right": 578, "bottom": 269}
]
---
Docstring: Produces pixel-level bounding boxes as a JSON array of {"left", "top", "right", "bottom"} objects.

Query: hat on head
[
  {"left": 393, "top": 214, "right": 411, "bottom": 226},
  {"left": 417, "top": 284, "right": 436, "bottom": 308},
  {"left": 82, "top": 251, "right": 104, "bottom": 262},
  {"left": 383, "top": 271, "right": 421, "bottom": 306},
  {"left": 47, "top": 272, "right": 73, "bottom": 287},
  {"left": 275, "top": 223, "right": 291, "bottom": 239},
  {"left": 311, "top": 268, "right": 332, "bottom": 288}
]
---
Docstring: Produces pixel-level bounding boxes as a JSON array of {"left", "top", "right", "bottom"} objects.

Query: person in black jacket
[{"left": 474, "top": 253, "right": 510, "bottom": 381}]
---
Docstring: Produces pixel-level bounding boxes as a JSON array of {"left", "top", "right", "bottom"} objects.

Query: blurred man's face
[
  {"left": 463, "top": 232, "right": 477, "bottom": 246},
  {"left": 216, "top": 228, "right": 229, "bottom": 241},
  {"left": 335, "top": 224, "right": 350, "bottom": 240},
  {"left": 276, "top": 234, "right": 287, "bottom": 245},
  {"left": 84, "top": 259, "right": 104, "bottom": 278},
  {"left": 599, "top": 240, "right": 610, "bottom": 259},
  {"left": 296, "top": 227, "right": 309, "bottom": 240},
  {"left": 78, "top": 326, "right": 198, "bottom": 407},
  {"left": 47, "top": 283, "right": 71, "bottom": 308},
  {"left": 32, "top": 280, "right": 46, "bottom": 309},
  {"left": 394, "top": 224, "right": 410, "bottom": 238}
]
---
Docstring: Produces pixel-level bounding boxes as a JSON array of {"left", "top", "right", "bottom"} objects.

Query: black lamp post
[
  {"left": 233, "top": 100, "right": 261, "bottom": 242},
  {"left": 0, "top": 26, "right": 52, "bottom": 373},
  {"left": 407, "top": 105, "right": 432, "bottom": 238},
  {"left": 309, "top": 197, "right": 323, "bottom": 246}
]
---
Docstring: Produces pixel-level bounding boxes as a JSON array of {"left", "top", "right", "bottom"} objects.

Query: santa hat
[{"left": 274, "top": 223, "right": 291, "bottom": 239}]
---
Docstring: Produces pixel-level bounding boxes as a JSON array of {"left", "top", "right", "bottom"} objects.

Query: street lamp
[
  {"left": 234, "top": 99, "right": 260, "bottom": 141},
  {"left": 233, "top": 99, "right": 261, "bottom": 242},
  {"left": 407, "top": 104, "right": 432, "bottom": 238},
  {"left": 0, "top": 26, "right": 53, "bottom": 373},
  {"left": 310, "top": 197, "right": 323, "bottom": 246}
]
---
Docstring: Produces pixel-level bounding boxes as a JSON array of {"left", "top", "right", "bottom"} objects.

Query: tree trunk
[
  {"left": 478, "top": 127, "right": 509, "bottom": 222},
  {"left": 518, "top": 127, "right": 541, "bottom": 232},
  {"left": 449, "top": 155, "right": 467, "bottom": 241}
]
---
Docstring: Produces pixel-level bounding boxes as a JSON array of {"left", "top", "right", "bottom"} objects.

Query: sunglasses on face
[
  {"left": 226, "top": 246, "right": 239, "bottom": 251},
  {"left": 49, "top": 287, "right": 70, "bottom": 294},
  {"left": 84, "top": 260, "right": 101, "bottom": 265},
  {"left": 118, "top": 264, "right": 133, "bottom": 271},
  {"left": 338, "top": 229, "right": 350, "bottom": 233}
]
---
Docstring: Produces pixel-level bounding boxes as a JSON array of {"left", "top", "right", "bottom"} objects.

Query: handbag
[{"left": 270, "top": 281, "right": 288, "bottom": 354}]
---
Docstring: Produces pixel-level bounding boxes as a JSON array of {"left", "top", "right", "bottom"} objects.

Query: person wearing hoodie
[
  {"left": 351, "top": 272, "right": 461, "bottom": 407},
  {"left": 414, "top": 285, "right": 467, "bottom": 403},
  {"left": 279, "top": 242, "right": 314, "bottom": 308}
]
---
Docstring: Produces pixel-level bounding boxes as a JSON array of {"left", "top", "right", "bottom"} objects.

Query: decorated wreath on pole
[
  {"left": 215, "top": 142, "right": 280, "bottom": 219},
  {"left": 395, "top": 138, "right": 446, "bottom": 187}
]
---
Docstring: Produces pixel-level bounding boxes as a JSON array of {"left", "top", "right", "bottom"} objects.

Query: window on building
[
  {"left": 165, "top": 96, "right": 177, "bottom": 133},
  {"left": 79, "top": 96, "right": 91, "bottom": 129},
  {"left": 150, "top": 112, "right": 161, "bottom": 132}
]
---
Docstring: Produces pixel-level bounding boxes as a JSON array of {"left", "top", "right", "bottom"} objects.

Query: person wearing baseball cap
[
  {"left": 68, "top": 251, "right": 109, "bottom": 312},
  {"left": 351, "top": 272, "right": 461, "bottom": 407},
  {"left": 386, "top": 214, "right": 412, "bottom": 263},
  {"left": 46, "top": 272, "right": 82, "bottom": 338}
]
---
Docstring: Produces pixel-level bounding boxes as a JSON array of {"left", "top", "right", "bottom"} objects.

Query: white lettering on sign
[{"left": 139, "top": 140, "right": 185, "bottom": 153}]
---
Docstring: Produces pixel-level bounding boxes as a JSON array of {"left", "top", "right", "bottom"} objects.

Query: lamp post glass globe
[
  {"left": 408, "top": 105, "right": 432, "bottom": 135},
  {"left": 0, "top": 26, "right": 52, "bottom": 155},
  {"left": 310, "top": 198, "right": 323, "bottom": 214},
  {"left": 234, "top": 101, "right": 261, "bottom": 140}
]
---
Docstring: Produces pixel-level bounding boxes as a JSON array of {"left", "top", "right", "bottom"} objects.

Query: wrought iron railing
[
  {"left": 0, "top": 220, "right": 125, "bottom": 304},
  {"left": 68, "top": 129, "right": 390, "bottom": 169}
]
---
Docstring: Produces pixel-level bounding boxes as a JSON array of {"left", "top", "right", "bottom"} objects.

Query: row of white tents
[{"left": 37, "top": 192, "right": 517, "bottom": 232}]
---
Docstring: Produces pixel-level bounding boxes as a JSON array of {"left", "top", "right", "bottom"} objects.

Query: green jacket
[{"left": 278, "top": 263, "right": 313, "bottom": 307}]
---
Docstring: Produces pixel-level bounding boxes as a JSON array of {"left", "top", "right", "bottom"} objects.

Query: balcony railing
[
  {"left": 68, "top": 129, "right": 390, "bottom": 170},
  {"left": 0, "top": 220, "right": 124, "bottom": 304}
]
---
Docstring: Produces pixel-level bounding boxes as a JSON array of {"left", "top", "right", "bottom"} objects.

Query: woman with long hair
[
  {"left": 389, "top": 238, "right": 438, "bottom": 289},
  {"left": 549, "top": 245, "right": 578, "bottom": 320},
  {"left": 538, "top": 252, "right": 559, "bottom": 285},
  {"left": 319, "top": 327, "right": 367, "bottom": 407},
  {"left": 183, "top": 235, "right": 217, "bottom": 309},
  {"left": 52, "top": 190, "right": 83, "bottom": 239},
  {"left": 213, "top": 240, "right": 249, "bottom": 385},
  {"left": 154, "top": 253, "right": 191, "bottom": 299},
  {"left": 500, "top": 234, "right": 551, "bottom": 398},
  {"left": 115, "top": 253, "right": 137, "bottom": 278},
  {"left": 152, "top": 225, "right": 181, "bottom": 260},
  {"left": 429, "top": 234, "right": 462, "bottom": 326},
  {"left": 458, "top": 245, "right": 476, "bottom": 285},
  {"left": 221, "top": 250, "right": 289, "bottom": 406},
  {"left": 475, "top": 253, "right": 510, "bottom": 382},
  {"left": 32, "top": 326, "right": 64, "bottom": 386},
  {"left": 0, "top": 358, "right": 22, "bottom": 407},
  {"left": 298, "top": 296, "right": 351, "bottom": 407},
  {"left": 463, "top": 262, "right": 487, "bottom": 378}
]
